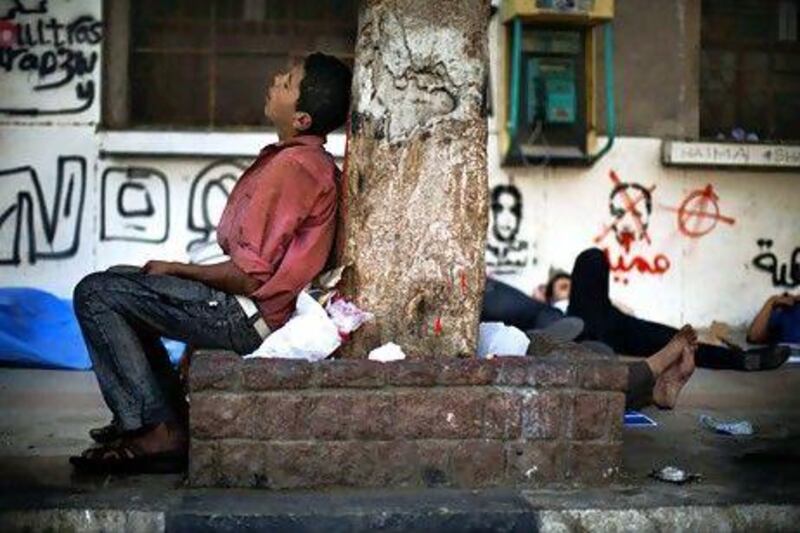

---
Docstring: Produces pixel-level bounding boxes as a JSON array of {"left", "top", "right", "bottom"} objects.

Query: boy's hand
[{"left": 143, "top": 260, "right": 182, "bottom": 276}]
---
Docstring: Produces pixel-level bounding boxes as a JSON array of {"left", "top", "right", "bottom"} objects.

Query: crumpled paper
[
  {"left": 327, "top": 297, "right": 374, "bottom": 337},
  {"left": 368, "top": 342, "right": 406, "bottom": 362},
  {"left": 699, "top": 414, "right": 754, "bottom": 436}
]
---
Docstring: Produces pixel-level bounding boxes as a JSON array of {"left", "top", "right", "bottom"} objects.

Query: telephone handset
[{"left": 524, "top": 56, "right": 577, "bottom": 127}]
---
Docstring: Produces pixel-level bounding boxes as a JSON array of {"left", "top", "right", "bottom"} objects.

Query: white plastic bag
[
  {"left": 477, "top": 322, "right": 530, "bottom": 359},
  {"left": 244, "top": 292, "right": 341, "bottom": 362}
]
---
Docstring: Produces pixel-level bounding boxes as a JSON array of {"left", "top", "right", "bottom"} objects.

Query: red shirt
[{"left": 217, "top": 135, "right": 338, "bottom": 329}]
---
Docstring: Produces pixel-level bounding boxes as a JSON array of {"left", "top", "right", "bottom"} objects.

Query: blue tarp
[{"left": 0, "top": 288, "right": 184, "bottom": 370}]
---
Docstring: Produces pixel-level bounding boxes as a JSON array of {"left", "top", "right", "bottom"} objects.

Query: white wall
[
  {"left": 1, "top": 0, "right": 798, "bottom": 330},
  {"left": 485, "top": 134, "right": 800, "bottom": 328}
]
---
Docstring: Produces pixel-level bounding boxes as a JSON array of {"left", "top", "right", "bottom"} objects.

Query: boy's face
[{"left": 264, "top": 61, "right": 307, "bottom": 134}]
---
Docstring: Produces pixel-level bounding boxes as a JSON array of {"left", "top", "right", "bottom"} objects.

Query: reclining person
[
  {"left": 70, "top": 53, "right": 352, "bottom": 473},
  {"left": 482, "top": 277, "right": 698, "bottom": 410},
  {"left": 482, "top": 277, "right": 572, "bottom": 334},
  {"left": 568, "top": 248, "right": 790, "bottom": 371},
  {"left": 747, "top": 292, "right": 800, "bottom": 345},
  {"left": 544, "top": 270, "right": 571, "bottom": 313}
]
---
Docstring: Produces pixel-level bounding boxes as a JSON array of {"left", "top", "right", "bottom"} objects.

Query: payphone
[{"left": 500, "top": 0, "right": 615, "bottom": 165}]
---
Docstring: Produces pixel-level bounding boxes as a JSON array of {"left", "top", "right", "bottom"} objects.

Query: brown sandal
[
  {"left": 70, "top": 440, "right": 187, "bottom": 474},
  {"left": 88, "top": 423, "right": 122, "bottom": 444}
]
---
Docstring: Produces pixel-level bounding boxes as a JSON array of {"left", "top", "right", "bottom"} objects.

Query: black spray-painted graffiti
[
  {"left": 0, "top": 0, "right": 103, "bottom": 115},
  {"left": 486, "top": 184, "right": 535, "bottom": 274},
  {"left": 101, "top": 167, "right": 170, "bottom": 244},
  {"left": 0, "top": 1, "right": 47, "bottom": 20},
  {"left": 752, "top": 239, "right": 800, "bottom": 288},
  {"left": 186, "top": 160, "right": 246, "bottom": 264},
  {"left": 0, "top": 155, "right": 86, "bottom": 265}
]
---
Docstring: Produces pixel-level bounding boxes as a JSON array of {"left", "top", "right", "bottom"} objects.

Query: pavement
[{"left": 1, "top": 361, "right": 799, "bottom": 532}]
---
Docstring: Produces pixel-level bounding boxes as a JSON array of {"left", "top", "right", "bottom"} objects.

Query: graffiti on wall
[
  {"left": 0, "top": 156, "right": 251, "bottom": 268},
  {"left": 101, "top": 167, "right": 170, "bottom": 244},
  {"left": 594, "top": 170, "right": 655, "bottom": 249},
  {"left": 594, "top": 170, "right": 670, "bottom": 283},
  {"left": 486, "top": 184, "right": 536, "bottom": 274},
  {"left": 186, "top": 160, "right": 246, "bottom": 264},
  {"left": 752, "top": 239, "right": 800, "bottom": 288},
  {"left": 665, "top": 184, "right": 736, "bottom": 238},
  {"left": 0, "top": 0, "right": 103, "bottom": 116},
  {"left": 0, "top": 1, "right": 47, "bottom": 20},
  {"left": 0, "top": 155, "right": 86, "bottom": 265}
]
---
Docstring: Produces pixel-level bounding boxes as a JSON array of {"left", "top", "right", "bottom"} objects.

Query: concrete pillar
[{"left": 340, "top": 0, "right": 490, "bottom": 358}]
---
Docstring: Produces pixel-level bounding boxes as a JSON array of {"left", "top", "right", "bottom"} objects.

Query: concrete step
[{"left": 2, "top": 485, "right": 798, "bottom": 532}]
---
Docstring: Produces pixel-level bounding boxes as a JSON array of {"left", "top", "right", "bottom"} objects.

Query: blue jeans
[{"left": 73, "top": 266, "right": 263, "bottom": 431}]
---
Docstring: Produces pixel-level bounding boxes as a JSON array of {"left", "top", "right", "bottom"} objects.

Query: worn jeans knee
[{"left": 73, "top": 271, "right": 116, "bottom": 319}]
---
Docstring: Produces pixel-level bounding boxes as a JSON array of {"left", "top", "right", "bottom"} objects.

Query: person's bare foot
[
  {"left": 645, "top": 325, "right": 697, "bottom": 378},
  {"left": 652, "top": 344, "right": 696, "bottom": 409},
  {"left": 126, "top": 421, "right": 187, "bottom": 455}
]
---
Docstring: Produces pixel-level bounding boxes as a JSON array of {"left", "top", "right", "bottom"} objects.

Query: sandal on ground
[
  {"left": 89, "top": 423, "right": 122, "bottom": 444},
  {"left": 69, "top": 441, "right": 187, "bottom": 474}
]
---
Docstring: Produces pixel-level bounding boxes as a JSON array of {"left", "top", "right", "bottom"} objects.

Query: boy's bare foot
[
  {"left": 653, "top": 344, "right": 696, "bottom": 409},
  {"left": 645, "top": 325, "right": 697, "bottom": 378},
  {"left": 127, "top": 421, "right": 187, "bottom": 455}
]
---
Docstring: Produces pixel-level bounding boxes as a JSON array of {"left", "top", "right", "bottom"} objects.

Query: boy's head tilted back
[
  {"left": 296, "top": 52, "right": 352, "bottom": 136},
  {"left": 265, "top": 52, "right": 352, "bottom": 140}
]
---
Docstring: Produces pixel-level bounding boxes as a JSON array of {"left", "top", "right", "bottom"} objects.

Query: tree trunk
[{"left": 340, "top": 0, "right": 490, "bottom": 358}]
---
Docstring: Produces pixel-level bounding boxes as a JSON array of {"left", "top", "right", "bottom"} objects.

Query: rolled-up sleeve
[{"left": 226, "top": 155, "right": 321, "bottom": 283}]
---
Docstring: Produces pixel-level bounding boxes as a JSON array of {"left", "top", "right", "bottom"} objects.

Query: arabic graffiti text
[{"left": 752, "top": 239, "right": 800, "bottom": 288}]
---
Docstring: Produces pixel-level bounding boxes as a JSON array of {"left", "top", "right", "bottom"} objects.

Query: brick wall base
[{"left": 188, "top": 350, "right": 626, "bottom": 489}]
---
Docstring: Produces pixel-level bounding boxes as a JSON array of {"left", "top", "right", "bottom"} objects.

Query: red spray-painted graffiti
[
  {"left": 428, "top": 267, "right": 471, "bottom": 336},
  {"left": 594, "top": 170, "right": 656, "bottom": 250},
  {"left": 665, "top": 184, "right": 735, "bottom": 238},
  {"left": 604, "top": 249, "right": 671, "bottom": 276},
  {"left": 594, "top": 170, "right": 671, "bottom": 284}
]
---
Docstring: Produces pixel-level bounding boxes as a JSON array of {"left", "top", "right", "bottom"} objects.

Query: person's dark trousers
[
  {"left": 482, "top": 277, "right": 564, "bottom": 331},
  {"left": 626, "top": 361, "right": 655, "bottom": 409},
  {"left": 567, "top": 248, "right": 736, "bottom": 369},
  {"left": 73, "top": 266, "right": 263, "bottom": 432}
]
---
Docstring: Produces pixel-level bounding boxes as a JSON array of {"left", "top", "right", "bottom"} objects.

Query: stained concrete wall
[{"left": 596, "top": 0, "right": 701, "bottom": 138}]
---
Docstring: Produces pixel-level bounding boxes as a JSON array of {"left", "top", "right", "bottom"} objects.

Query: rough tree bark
[{"left": 339, "top": 0, "right": 490, "bottom": 358}]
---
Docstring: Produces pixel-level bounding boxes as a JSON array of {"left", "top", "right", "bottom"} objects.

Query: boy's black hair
[
  {"left": 545, "top": 272, "right": 571, "bottom": 303},
  {"left": 297, "top": 53, "right": 352, "bottom": 136}
]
